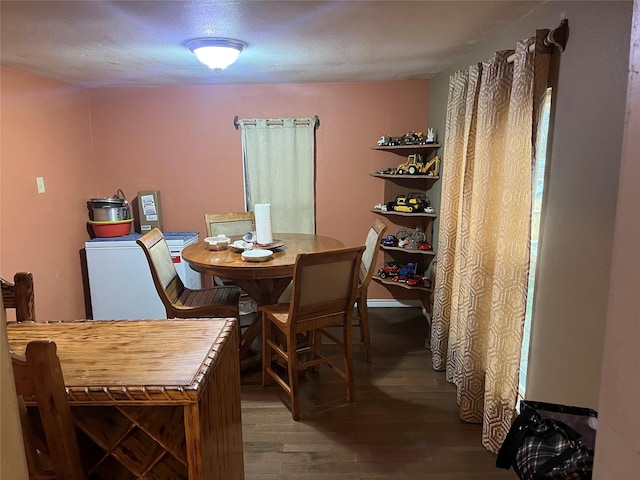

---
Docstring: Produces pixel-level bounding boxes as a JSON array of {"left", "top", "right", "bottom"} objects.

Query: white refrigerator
[{"left": 85, "top": 231, "right": 201, "bottom": 320}]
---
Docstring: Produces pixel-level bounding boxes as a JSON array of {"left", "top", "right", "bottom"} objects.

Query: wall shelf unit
[{"left": 370, "top": 140, "right": 442, "bottom": 299}]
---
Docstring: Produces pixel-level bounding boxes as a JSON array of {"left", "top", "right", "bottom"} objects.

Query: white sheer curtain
[{"left": 239, "top": 117, "right": 317, "bottom": 234}]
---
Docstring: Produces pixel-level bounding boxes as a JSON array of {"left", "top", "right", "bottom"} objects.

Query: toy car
[
  {"left": 387, "top": 195, "right": 413, "bottom": 213},
  {"left": 376, "top": 130, "right": 430, "bottom": 147},
  {"left": 399, "top": 263, "right": 418, "bottom": 277},
  {"left": 406, "top": 275, "right": 432, "bottom": 288},
  {"left": 381, "top": 235, "right": 398, "bottom": 247},
  {"left": 391, "top": 263, "right": 418, "bottom": 283},
  {"left": 387, "top": 192, "right": 427, "bottom": 213},
  {"left": 377, "top": 263, "right": 400, "bottom": 279},
  {"left": 396, "top": 154, "right": 430, "bottom": 175},
  {"left": 399, "top": 131, "right": 427, "bottom": 145},
  {"left": 417, "top": 242, "right": 432, "bottom": 251}
]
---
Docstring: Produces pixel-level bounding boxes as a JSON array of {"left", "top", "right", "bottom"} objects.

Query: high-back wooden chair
[
  {"left": 136, "top": 228, "right": 241, "bottom": 319},
  {"left": 1, "top": 272, "right": 36, "bottom": 322},
  {"left": 204, "top": 211, "right": 255, "bottom": 238},
  {"left": 261, "top": 245, "right": 365, "bottom": 420},
  {"left": 355, "top": 218, "right": 388, "bottom": 362},
  {"left": 204, "top": 211, "right": 257, "bottom": 313},
  {"left": 12, "top": 340, "right": 86, "bottom": 480}
]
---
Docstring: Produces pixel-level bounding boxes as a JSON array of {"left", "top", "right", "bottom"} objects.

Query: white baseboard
[
  {"left": 367, "top": 299, "right": 432, "bottom": 326},
  {"left": 366, "top": 299, "right": 422, "bottom": 308}
]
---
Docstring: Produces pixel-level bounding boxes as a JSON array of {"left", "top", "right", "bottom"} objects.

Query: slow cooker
[{"left": 87, "top": 191, "right": 131, "bottom": 222}]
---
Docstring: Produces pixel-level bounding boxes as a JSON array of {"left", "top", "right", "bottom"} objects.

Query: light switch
[{"left": 36, "top": 177, "right": 45, "bottom": 194}]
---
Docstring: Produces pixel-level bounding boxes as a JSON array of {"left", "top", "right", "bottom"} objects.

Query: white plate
[
  {"left": 241, "top": 249, "right": 273, "bottom": 262},
  {"left": 254, "top": 239, "right": 286, "bottom": 250}
]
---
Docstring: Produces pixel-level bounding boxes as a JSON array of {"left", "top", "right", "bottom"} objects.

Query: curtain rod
[
  {"left": 507, "top": 18, "right": 568, "bottom": 63},
  {"left": 234, "top": 115, "right": 320, "bottom": 129}
]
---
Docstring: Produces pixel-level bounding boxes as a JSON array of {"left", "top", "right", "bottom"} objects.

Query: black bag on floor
[{"left": 496, "top": 400, "right": 598, "bottom": 480}]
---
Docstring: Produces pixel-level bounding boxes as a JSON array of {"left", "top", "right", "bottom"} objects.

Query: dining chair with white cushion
[
  {"left": 136, "top": 228, "right": 241, "bottom": 319},
  {"left": 261, "top": 245, "right": 365, "bottom": 420},
  {"left": 354, "top": 218, "right": 388, "bottom": 362}
]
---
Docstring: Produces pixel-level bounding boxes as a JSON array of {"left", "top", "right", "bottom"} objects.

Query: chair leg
[
  {"left": 357, "top": 294, "right": 372, "bottom": 363},
  {"left": 344, "top": 319, "right": 355, "bottom": 403},
  {"left": 311, "top": 329, "right": 322, "bottom": 373},
  {"left": 288, "top": 335, "right": 301, "bottom": 420},
  {"left": 262, "top": 313, "right": 272, "bottom": 386}
]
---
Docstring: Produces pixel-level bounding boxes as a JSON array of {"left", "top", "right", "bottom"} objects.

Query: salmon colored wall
[
  {"left": 1, "top": 72, "right": 430, "bottom": 320},
  {"left": 1, "top": 67, "right": 95, "bottom": 321},
  {"left": 87, "top": 81, "right": 430, "bottom": 301},
  {"left": 88, "top": 82, "right": 429, "bottom": 237}
]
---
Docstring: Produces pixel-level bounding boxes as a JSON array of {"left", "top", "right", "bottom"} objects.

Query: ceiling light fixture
[{"left": 186, "top": 38, "right": 246, "bottom": 70}]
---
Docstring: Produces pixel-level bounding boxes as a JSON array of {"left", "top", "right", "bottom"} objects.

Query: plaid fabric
[
  {"left": 497, "top": 401, "right": 597, "bottom": 480},
  {"left": 514, "top": 418, "right": 594, "bottom": 479}
]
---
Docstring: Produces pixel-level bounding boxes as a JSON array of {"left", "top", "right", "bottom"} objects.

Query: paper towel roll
[{"left": 254, "top": 203, "right": 273, "bottom": 245}]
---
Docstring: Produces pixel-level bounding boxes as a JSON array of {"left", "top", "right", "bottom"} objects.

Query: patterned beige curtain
[{"left": 431, "top": 32, "right": 552, "bottom": 453}]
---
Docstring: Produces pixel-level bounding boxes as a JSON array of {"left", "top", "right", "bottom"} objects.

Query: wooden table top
[
  {"left": 181, "top": 232, "right": 345, "bottom": 280},
  {"left": 7, "top": 318, "right": 237, "bottom": 405}
]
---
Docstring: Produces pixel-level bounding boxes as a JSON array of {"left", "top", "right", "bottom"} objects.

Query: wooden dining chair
[
  {"left": 204, "top": 211, "right": 255, "bottom": 238},
  {"left": 203, "top": 213, "right": 255, "bottom": 279},
  {"left": 318, "top": 219, "right": 387, "bottom": 362},
  {"left": 204, "top": 211, "right": 257, "bottom": 313},
  {"left": 354, "top": 218, "right": 388, "bottom": 362},
  {"left": 136, "top": 228, "right": 241, "bottom": 319},
  {"left": 1, "top": 272, "right": 36, "bottom": 322},
  {"left": 261, "top": 245, "right": 365, "bottom": 420},
  {"left": 12, "top": 340, "right": 86, "bottom": 480}
]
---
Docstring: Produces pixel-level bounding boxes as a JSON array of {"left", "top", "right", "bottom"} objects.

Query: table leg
[
  {"left": 233, "top": 277, "right": 292, "bottom": 370},
  {"left": 234, "top": 277, "right": 292, "bottom": 306},
  {"left": 184, "top": 404, "right": 203, "bottom": 479},
  {"left": 185, "top": 325, "right": 244, "bottom": 479}
]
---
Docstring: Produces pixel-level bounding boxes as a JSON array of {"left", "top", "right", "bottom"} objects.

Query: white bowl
[
  {"left": 204, "top": 235, "right": 230, "bottom": 250},
  {"left": 230, "top": 240, "right": 254, "bottom": 252},
  {"left": 241, "top": 249, "right": 273, "bottom": 262}
]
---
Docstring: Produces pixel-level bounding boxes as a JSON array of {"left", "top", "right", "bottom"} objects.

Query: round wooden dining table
[{"left": 181, "top": 232, "right": 345, "bottom": 369}]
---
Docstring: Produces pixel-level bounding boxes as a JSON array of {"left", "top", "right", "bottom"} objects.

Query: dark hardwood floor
[{"left": 240, "top": 307, "right": 517, "bottom": 479}]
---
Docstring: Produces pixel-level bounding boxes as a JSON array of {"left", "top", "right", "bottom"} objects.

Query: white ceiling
[{"left": 0, "top": 1, "right": 545, "bottom": 88}]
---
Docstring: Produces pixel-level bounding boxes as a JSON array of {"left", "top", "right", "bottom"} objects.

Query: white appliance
[{"left": 85, "top": 231, "right": 201, "bottom": 320}]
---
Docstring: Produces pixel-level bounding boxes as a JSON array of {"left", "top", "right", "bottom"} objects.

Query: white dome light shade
[{"left": 186, "top": 38, "right": 246, "bottom": 70}]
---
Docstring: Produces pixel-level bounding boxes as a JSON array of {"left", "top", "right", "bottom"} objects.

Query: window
[
  {"left": 239, "top": 117, "right": 317, "bottom": 234},
  {"left": 519, "top": 87, "right": 552, "bottom": 398}
]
